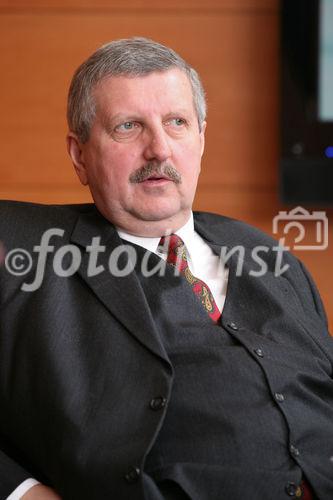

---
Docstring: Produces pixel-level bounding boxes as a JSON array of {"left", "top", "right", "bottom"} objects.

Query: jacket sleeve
[
  {"left": 298, "top": 260, "right": 329, "bottom": 330},
  {"left": 0, "top": 449, "right": 31, "bottom": 499}
]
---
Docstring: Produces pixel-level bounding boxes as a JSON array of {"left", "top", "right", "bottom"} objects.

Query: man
[{"left": 0, "top": 37, "right": 332, "bottom": 500}]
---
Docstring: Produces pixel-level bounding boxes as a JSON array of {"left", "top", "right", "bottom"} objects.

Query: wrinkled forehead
[{"left": 92, "top": 68, "right": 196, "bottom": 117}]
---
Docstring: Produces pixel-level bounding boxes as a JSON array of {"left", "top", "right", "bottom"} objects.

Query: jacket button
[
  {"left": 254, "top": 348, "right": 264, "bottom": 357},
  {"left": 285, "top": 482, "right": 302, "bottom": 497},
  {"left": 149, "top": 397, "right": 167, "bottom": 411},
  {"left": 289, "top": 445, "right": 300, "bottom": 457},
  {"left": 275, "top": 392, "right": 285, "bottom": 402},
  {"left": 125, "top": 466, "right": 140, "bottom": 483},
  {"left": 227, "top": 322, "right": 238, "bottom": 330}
]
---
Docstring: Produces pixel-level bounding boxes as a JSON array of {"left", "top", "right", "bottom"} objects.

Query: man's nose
[{"left": 143, "top": 127, "right": 172, "bottom": 162}]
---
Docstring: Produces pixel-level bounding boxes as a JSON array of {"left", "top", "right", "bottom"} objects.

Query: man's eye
[
  {"left": 168, "top": 118, "right": 186, "bottom": 126},
  {"left": 111, "top": 121, "right": 142, "bottom": 142},
  {"left": 116, "top": 122, "right": 136, "bottom": 131}
]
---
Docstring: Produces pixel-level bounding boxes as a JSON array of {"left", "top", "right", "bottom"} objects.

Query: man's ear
[
  {"left": 200, "top": 121, "right": 207, "bottom": 157},
  {"left": 66, "top": 132, "right": 89, "bottom": 186}
]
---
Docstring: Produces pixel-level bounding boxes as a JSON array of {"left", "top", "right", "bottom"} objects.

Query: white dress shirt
[{"left": 8, "top": 212, "right": 228, "bottom": 499}]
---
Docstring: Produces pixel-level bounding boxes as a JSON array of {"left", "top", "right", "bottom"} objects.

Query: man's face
[{"left": 68, "top": 68, "right": 206, "bottom": 236}]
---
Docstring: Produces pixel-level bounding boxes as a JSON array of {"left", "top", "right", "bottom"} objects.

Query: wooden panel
[
  {"left": 0, "top": 0, "right": 278, "bottom": 11},
  {"left": 0, "top": 184, "right": 90, "bottom": 203}
]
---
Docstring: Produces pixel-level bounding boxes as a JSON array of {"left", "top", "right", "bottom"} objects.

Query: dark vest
[{"left": 130, "top": 244, "right": 333, "bottom": 500}]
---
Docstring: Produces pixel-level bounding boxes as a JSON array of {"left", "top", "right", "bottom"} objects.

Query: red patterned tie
[
  {"left": 159, "top": 234, "right": 221, "bottom": 323},
  {"left": 301, "top": 480, "right": 314, "bottom": 500}
]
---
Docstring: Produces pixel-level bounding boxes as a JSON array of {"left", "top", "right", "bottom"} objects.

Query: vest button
[
  {"left": 149, "top": 397, "right": 167, "bottom": 411},
  {"left": 227, "top": 322, "right": 238, "bottom": 330},
  {"left": 125, "top": 466, "right": 141, "bottom": 483},
  {"left": 289, "top": 444, "right": 300, "bottom": 457},
  {"left": 254, "top": 348, "right": 264, "bottom": 357},
  {"left": 275, "top": 392, "right": 285, "bottom": 402},
  {"left": 285, "top": 482, "right": 302, "bottom": 497}
]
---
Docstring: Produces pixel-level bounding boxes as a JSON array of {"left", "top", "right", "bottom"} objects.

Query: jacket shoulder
[
  {"left": 0, "top": 200, "right": 95, "bottom": 246},
  {"left": 0, "top": 200, "right": 94, "bottom": 219},
  {"left": 193, "top": 211, "right": 277, "bottom": 248},
  {"left": 0, "top": 200, "right": 95, "bottom": 224}
]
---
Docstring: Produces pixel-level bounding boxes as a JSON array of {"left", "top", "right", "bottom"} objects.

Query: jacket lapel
[
  {"left": 70, "top": 209, "right": 169, "bottom": 364},
  {"left": 193, "top": 212, "right": 287, "bottom": 330},
  {"left": 193, "top": 212, "right": 256, "bottom": 324}
]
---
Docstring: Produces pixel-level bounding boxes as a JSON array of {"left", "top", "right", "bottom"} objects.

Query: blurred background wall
[{"left": 0, "top": 0, "right": 332, "bottom": 329}]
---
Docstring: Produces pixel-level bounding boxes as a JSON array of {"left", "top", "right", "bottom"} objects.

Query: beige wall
[{"left": 0, "top": 0, "right": 332, "bottom": 329}]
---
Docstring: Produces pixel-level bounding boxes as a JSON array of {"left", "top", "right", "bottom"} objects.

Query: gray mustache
[{"left": 129, "top": 162, "right": 181, "bottom": 184}]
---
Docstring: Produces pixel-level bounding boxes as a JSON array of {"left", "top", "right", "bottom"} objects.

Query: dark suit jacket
[{"left": 0, "top": 201, "right": 332, "bottom": 499}]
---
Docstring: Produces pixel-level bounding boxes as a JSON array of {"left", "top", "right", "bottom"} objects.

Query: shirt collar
[{"left": 117, "top": 212, "right": 195, "bottom": 255}]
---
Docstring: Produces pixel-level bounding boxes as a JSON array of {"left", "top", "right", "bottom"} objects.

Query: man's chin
[{"left": 131, "top": 204, "right": 185, "bottom": 223}]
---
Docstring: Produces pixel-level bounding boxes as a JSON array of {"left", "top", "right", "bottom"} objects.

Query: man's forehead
[
  {"left": 93, "top": 68, "right": 195, "bottom": 116},
  {"left": 94, "top": 68, "right": 191, "bottom": 97}
]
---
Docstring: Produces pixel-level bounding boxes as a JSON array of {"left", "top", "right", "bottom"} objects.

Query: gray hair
[{"left": 67, "top": 37, "right": 206, "bottom": 143}]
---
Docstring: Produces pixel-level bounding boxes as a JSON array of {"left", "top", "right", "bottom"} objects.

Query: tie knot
[
  {"left": 159, "top": 234, "right": 184, "bottom": 253},
  {"left": 159, "top": 234, "right": 187, "bottom": 268}
]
